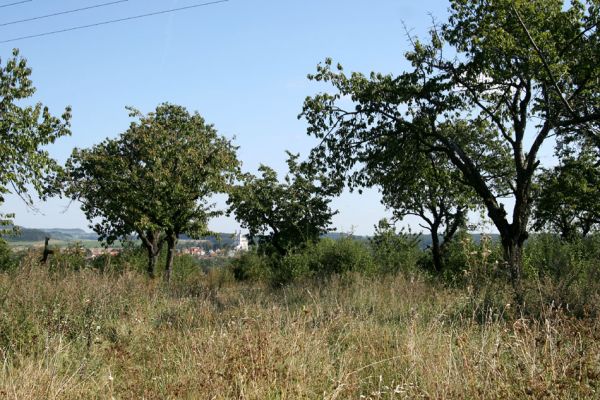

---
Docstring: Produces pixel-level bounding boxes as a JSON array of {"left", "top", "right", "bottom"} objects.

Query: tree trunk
[
  {"left": 501, "top": 233, "right": 526, "bottom": 307},
  {"left": 40, "top": 236, "right": 54, "bottom": 265},
  {"left": 146, "top": 246, "right": 158, "bottom": 278},
  {"left": 139, "top": 230, "right": 163, "bottom": 279},
  {"left": 430, "top": 226, "right": 443, "bottom": 273},
  {"left": 164, "top": 233, "right": 178, "bottom": 282}
]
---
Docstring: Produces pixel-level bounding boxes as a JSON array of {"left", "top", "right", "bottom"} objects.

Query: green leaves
[
  {"left": 370, "top": 218, "right": 421, "bottom": 274},
  {"left": 0, "top": 49, "right": 71, "bottom": 232},
  {"left": 63, "top": 103, "right": 240, "bottom": 249},
  {"left": 301, "top": 0, "right": 599, "bottom": 291},
  {"left": 532, "top": 147, "right": 600, "bottom": 239},
  {"left": 227, "top": 152, "right": 340, "bottom": 256}
]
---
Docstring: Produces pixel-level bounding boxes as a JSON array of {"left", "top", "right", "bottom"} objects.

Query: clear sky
[{"left": 1, "top": 0, "right": 507, "bottom": 235}]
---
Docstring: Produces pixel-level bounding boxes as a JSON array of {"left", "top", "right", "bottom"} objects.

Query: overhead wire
[
  {"left": 0, "top": 0, "right": 129, "bottom": 28},
  {"left": 0, "top": 0, "right": 229, "bottom": 44},
  {"left": 0, "top": 0, "right": 31, "bottom": 9}
]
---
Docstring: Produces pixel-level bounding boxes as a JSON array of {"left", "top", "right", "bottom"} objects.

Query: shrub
[
  {"left": 522, "top": 234, "right": 600, "bottom": 317},
  {"left": 271, "top": 237, "right": 377, "bottom": 285},
  {"left": 0, "top": 239, "right": 16, "bottom": 271},
  {"left": 523, "top": 233, "right": 600, "bottom": 280},
  {"left": 230, "top": 238, "right": 378, "bottom": 286},
  {"left": 48, "top": 242, "right": 87, "bottom": 272},
  {"left": 370, "top": 219, "right": 421, "bottom": 274},
  {"left": 117, "top": 242, "right": 157, "bottom": 274},
  {"left": 308, "top": 237, "right": 376, "bottom": 277},
  {"left": 229, "top": 249, "right": 271, "bottom": 282}
]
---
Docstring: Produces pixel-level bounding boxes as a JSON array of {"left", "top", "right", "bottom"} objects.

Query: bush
[
  {"left": 439, "top": 233, "right": 600, "bottom": 318},
  {"left": 308, "top": 237, "right": 376, "bottom": 277},
  {"left": 522, "top": 234, "right": 600, "bottom": 317},
  {"left": 273, "top": 237, "right": 377, "bottom": 285},
  {"left": 0, "top": 239, "right": 16, "bottom": 271},
  {"left": 523, "top": 233, "right": 600, "bottom": 279},
  {"left": 229, "top": 249, "right": 271, "bottom": 282},
  {"left": 370, "top": 219, "right": 421, "bottom": 274},
  {"left": 48, "top": 242, "right": 87, "bottom": 272},
  {"left": 116, "top": 242, "right": 157, "bottom": 274},
  {"left": 271, "top": 250, "right": 311, "bottom": 286},
  {"left": 441, "top": 231, "right": 504, "bottom": 286},
  {"left": 232, "top": 237, "right": 378, "bottom": 286}
]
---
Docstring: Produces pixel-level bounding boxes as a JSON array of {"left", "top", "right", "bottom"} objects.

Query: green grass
[{"left": 1, "top": 252, "right": 599, "bottom": 399}]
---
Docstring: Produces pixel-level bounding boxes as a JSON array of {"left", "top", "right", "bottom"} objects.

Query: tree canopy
[
  {"left": 64, "top": 103, "right": 239, "bottom": 279},
  {"left": 227, "top": 152, "right": 340, "bottom": 256},
  {"left": 532, "top": 147, "right": 600, "bottom": 240},
  {"left": 369, "top": 146, "right": 478, "bottom": 271},
  {"left": 301, "top": 0, "right": 600, "bottom": 300},
  {"left": 0, "top": 49, "right": 71, "bottom": 235}
]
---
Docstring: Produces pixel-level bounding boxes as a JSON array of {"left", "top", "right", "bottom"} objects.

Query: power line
[
  {"left": 0, "top": 0, "right": 229, "bottom": 44},
  {"left": 1, "top": 0, "right": 129, "bottom": 28},
  {"left": 0, "top": 0, "right": 31, "bottom": 9}
]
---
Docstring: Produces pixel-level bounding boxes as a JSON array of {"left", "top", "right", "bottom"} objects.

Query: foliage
[
  {"left": 532, "top": 148, "right": 600, "bottom": 240},
  {"left": 369, "top": 219, "right": 421, "bottom": 274},
  {"left": 273, "top": 237, "right": 375, "bottom": 286},
  {"left": 529, "top": 234, "right": 600, "bottom": 278},
  {"left": 92, "top": 241, "right": 150, "bottom": 275},
  {"left": 0, "top": 239, "right": 15, "bottom": 271},
  {"left": 301, "top": 0, "right": 600, "bottom": 300},
  {"left": 47, "top": 242, "right": 88, "bottom": 272},
  {"left": 364, "top": 139, "right": 478, "bottom": 272},
  {"left": 442, "top": 231, "right": 504, "bottom": 285},
  {"left": 523, "top": 233, "right": 600, "bottom": 317},
  {"left": 308, "top": 237, "right": 376, "bottom": 277},
  {"left": 0, "top": 49, "right": 71, "bottom": 231},
  {"left": 229, "top": 249, "right": 272, "bottom": 282},
  {"left": 231, "top": 237, "right": 377, "bottom": 286},
  {"left": 227, "top": 152, "right": 340, "bottom": 256},
  {"left": 63, "top": 103, "right": 239, "bottom": 279}
]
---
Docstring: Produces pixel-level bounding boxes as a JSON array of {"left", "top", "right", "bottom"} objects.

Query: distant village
[
  {"left": 86, "top": 231, "right": 250, "bottom": 260},
  {"left": 178, "top": 231, "right": 249, "bottom": 258}
]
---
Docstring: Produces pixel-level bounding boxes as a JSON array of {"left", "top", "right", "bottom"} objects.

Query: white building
[{"left": 232, "top": 231, "right": 249, "bottom": 252}]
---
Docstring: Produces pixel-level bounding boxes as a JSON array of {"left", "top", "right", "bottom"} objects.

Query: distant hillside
[
  {"left": 3, "top": 227, "right": 98, "bottom": 242},
  {"left": 4, "top": 227, "right": 500, "bottom": 250},
  {"left": 44, "top": 228, "right": 98, "bottom": 241},
  {"left": 4, "top": 227, "right": 238, "bottom": 249},
  {"left": 325, "top": 231, "right": 500, "bottom": 249},
  {"left": 324, "top": 232, "right": 369, "bottom": 241}
]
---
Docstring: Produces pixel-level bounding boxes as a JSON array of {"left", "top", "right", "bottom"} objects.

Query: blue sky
[{"left": 1, "top": 0, "right": 520, "bottom": 235}]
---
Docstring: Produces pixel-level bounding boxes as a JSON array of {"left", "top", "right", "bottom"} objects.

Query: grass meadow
[{"left": 1, "top": 248, "right": 599, "bottom": 399}]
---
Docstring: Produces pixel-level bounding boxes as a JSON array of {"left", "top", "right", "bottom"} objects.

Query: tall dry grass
[{"left": 0, "top": 255, "right": 599, "bottom": 399}]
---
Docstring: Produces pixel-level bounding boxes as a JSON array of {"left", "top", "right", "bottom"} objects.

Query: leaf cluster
[
  {"left": 63, "top": 103, "right": 239, "bottom": 245},
  {"left": 301, "top": 0, "right": 599, "bottom": 247},
  {"left": 227, "top": 152, "right": 340, "bottom": 255},
  {"left": 0, "top": 49, "right": 71, "bottom": 232},
  {"left": 532, "top": 147, "right": 600, "bottom": 239}
]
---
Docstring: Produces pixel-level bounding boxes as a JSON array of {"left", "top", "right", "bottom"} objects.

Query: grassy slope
[{"left": 0, "top": 257, "right": 598, "bottom": 399}]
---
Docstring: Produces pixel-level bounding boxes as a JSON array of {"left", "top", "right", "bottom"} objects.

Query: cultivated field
[{"left": 7, "top": 240, "right": 103, "bottom": 251}]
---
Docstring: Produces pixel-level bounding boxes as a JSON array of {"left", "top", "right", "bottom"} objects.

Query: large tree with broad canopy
[{"left": 301, "top": 0, "right": 599, "bottom": 302}]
